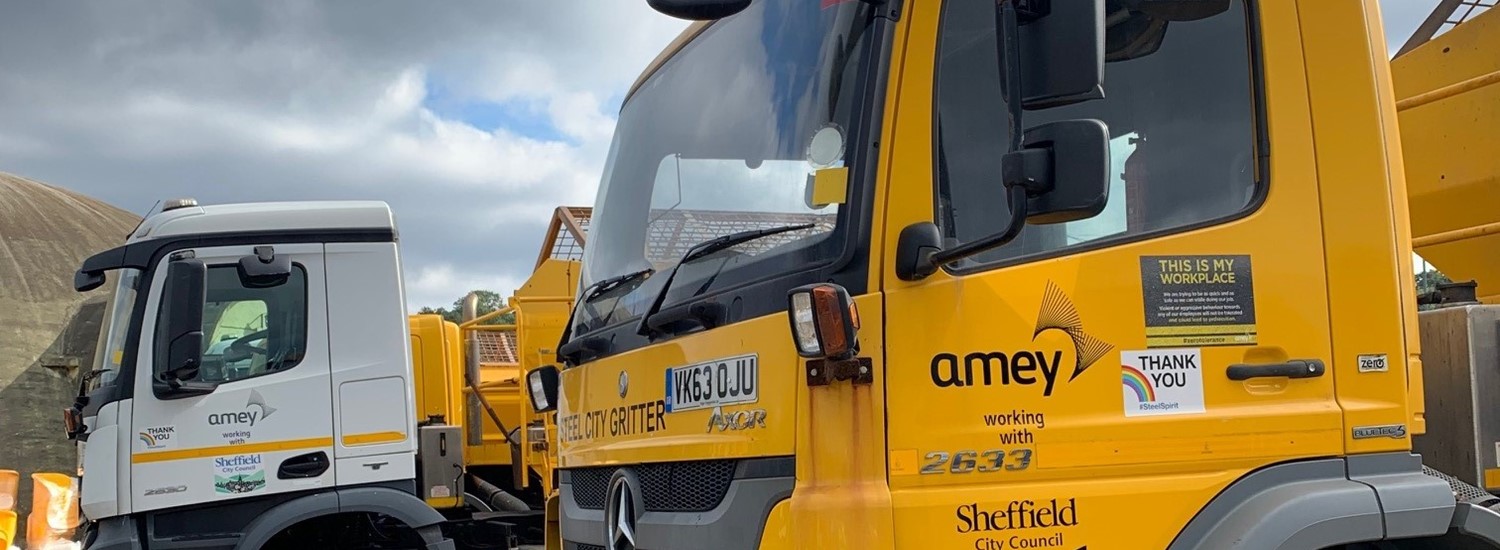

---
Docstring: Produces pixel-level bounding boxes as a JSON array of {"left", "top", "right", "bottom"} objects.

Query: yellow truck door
[{"left": 879, "top": 0, "right": 1343, "bottom": 547}]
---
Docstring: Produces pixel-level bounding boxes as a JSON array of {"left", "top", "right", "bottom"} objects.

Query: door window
[
  {"left": 155, "top": 264, "right": 309, "bottom": 383},
  {"left": 934, "top": 0, "right": 1259, "bottom": 268}
]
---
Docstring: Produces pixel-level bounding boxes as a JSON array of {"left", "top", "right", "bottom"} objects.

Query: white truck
[{"left": 64, "top": 199, "right": 523, "bottom": 550}]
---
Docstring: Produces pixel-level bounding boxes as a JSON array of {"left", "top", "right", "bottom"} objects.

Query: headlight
[
  {"left": 527, "top": 366, "right": 560, "bottom": 413},
  {"left": 786, "top": 283, "right": 860, "bottom": 359}
]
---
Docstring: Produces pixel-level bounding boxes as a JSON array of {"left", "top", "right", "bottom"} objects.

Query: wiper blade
[
  {"left": 682, "top": 223, "right": 816, "bottom": 263},
  {"left": 634, "top": 223, "right": 815, "bottom": 337},
  {"left": 556, "top": 267, "right": 654, "bottom": 364},
  {"left": 583, "top": 268, "right": 655, "bottom": 303}
]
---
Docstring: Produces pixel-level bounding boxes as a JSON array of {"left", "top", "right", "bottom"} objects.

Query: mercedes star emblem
[
  {"left": 605, "top": 470, "right": 642, "bottom": 550},
  {"left": 618, "top": 370, "right": 629, "bottom": 398}
]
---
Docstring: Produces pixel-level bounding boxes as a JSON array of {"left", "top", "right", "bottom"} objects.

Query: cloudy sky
[{"left": 0, "top": 1, "right": 1456, "bottom": 311}]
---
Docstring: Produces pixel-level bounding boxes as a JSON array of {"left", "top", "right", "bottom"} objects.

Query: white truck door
[
  {"left": 324, "top": 242, "right": 418, "bottom": 486},
  {"left": 129, "top": 243, "right": 334, "bottom": 512}
]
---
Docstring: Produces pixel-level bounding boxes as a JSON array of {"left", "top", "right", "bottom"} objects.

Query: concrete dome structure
[{"left": 0, "top": 171, "right": 138, "bottom": 532}]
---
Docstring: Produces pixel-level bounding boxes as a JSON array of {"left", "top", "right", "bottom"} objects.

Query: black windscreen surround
[{"left": 564, "top": 0, "right": 890, "bottom": 362}]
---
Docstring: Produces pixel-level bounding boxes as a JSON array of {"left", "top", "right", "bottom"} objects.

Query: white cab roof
[{"left": 130, "top": 200, "right": 396, "bottom": 242}]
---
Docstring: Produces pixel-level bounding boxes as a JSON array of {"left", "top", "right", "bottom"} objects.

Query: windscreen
[
  {"left": 573, "top": 0, "right": 877, "bottom": 336},
  {"left": 88, "top": 268, "right": 141, "bottom": 391}
]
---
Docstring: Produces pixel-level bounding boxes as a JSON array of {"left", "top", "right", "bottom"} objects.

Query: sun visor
[{"left": 74, "top": 244, "right": 140, "bottom": 292}]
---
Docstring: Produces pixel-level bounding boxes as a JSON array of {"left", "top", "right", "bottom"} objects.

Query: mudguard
[
  {"left": 1169, "top": 453, "right": 1500, "bottom": 549},
  {"left": 233, "top": 486, "right": 453, "bottom": 550}
]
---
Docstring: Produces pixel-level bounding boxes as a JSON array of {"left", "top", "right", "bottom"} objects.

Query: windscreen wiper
[
  {"left": 634, "top": 223, "right": 815, "bottom": 337},
  {"left": 556, "top": 267, "right": 654, "bottom": 362},
  {"left": 584, "top": 268, "right": 655, "bottom": 303}
]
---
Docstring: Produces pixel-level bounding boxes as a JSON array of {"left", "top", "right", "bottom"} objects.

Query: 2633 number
[{"left": 920, "top": 449, "right": 1033, "bottom": 474}]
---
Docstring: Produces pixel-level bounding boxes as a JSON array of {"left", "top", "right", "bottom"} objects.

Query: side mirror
[
  {"left": 1023, "top": 119, "right": 1110, "bottom": 224},
  {"left": 527, "top": 366, "right": 560, "bottom": 413},
  {"left": 786, "top": 283, "right": 860, "bottom": 360},
  {"left": 1011, "top": 0, "right": 1106, "bottom": 110},
  {"left": 74, "top": 270, "right": 105, "bottom": 292},
  {"left": 895, "top": 119, "right": 1111, "bottom": 281},
  {"left": 646, "top": 0, "right": 750, "bottom": 20},
  {"left": 155, "top": 257, "right": 213, "bottom": 398},
  {"left": 238, "top": 246, "right": 291, "bottom": 288}
]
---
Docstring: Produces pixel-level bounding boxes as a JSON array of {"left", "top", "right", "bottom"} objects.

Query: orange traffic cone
[
  {"left": 24, "top": 474, "right": 77, "bottom": 550},
  {"left": 0, "top": 471, "right": 18, "bottom": 512},
  {"left": 0, "top": 510, "right": 15, "bottom": 549}
]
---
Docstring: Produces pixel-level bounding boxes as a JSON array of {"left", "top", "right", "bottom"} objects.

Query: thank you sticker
[{"left": 1122, "top": 348, "right": 1205, "bottom": 417}]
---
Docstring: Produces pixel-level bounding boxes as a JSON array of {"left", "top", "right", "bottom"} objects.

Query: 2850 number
[{"left": 919, "top": 449, "right": 1033, "bottom": 475}]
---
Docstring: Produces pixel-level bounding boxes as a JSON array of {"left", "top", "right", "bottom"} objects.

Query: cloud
[
  {"left": 0, "top": 0, "right": 1442, "bottom": 311},
  {"left": 406, "top": 263, "right": 524, "bottom": 314},
  {"left": 0, "top": 1, "right": 686, "bottom": 311}
]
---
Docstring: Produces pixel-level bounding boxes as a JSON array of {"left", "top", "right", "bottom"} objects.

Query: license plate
[{"left": 665, "top": 354, "right": 758, "bottom": 413}]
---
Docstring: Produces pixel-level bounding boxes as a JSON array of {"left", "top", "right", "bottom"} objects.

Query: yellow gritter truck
[
  {"left": 530, "top": 0, "right": 1500, "bottom": 548},
  {"left": 407, "top": 206, "right": 587, "bottom": 544},
  {"left": 1392, "top": 1, "right": 1500, "bottom": 304}
]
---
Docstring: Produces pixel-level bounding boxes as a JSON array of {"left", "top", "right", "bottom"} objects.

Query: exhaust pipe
[{"left": 463, "top": 293, "right": 483, "bottom": 446}]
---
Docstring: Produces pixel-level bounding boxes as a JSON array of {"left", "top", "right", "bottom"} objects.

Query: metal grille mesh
[
  {"left": 475, "top": 330, "right": 519, "bottom": 364},
  {"left": 550, "top": 206, "right": 592, "bottom": 262},
  {"left": 574, "top": 545, "right": 605, "bottom": 550},
  {"left": 569, "top": 460, "right": 737, "bottom": 512},
  {"left": 1424, "top": 464, "right": 1500, "bottom": 504},
  {"left": 643, "top": 209, "right": 837, "bottom": 266},
  {"left": 570, "top": 466, "right": 611, "bottom": 509}
]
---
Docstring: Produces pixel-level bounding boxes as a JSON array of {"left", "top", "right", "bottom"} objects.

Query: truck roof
[
  {"left": 130, "top": 200, "right": 396, "bottom": 242},
  {"left": 625, "top": 21, "right": 710, "bottom": 106}
]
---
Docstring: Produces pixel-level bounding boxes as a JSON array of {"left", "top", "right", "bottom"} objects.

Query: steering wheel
[{"left": 224, "top": 329, "right": 270, "bottom": 363}]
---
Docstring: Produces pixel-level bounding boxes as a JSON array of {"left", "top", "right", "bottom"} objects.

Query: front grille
[
  {"left": 569, "top": 459, "right": 737, "bottom": 512},
  {"left": 574, "top": 545, "right": 605, "bottom": 550},
  {"left": 571, "top": 466, "right": 610, "bottom": 509}
]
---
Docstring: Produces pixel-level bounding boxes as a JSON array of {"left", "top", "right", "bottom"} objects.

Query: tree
[
  {"left": 1416, "top": 268, "right": 1452, "bottom": 296},
  {"left": 1415, "top": 267, "right": 1456, "bottom": 311},
  {"left": 417, "top": 290, "right": 516, "bottom": 325}
]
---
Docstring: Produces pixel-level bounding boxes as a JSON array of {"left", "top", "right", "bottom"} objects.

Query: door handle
[
  {"left": 1226, "top": 359, "right": 1326, "bottom": 381},
  {"left": 278, "top": 451, "right": 330, "bottom": 479}
]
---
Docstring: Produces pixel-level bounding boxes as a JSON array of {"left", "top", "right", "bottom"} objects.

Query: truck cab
[
  {"left": 548, "top": 1, "right": 1500, "bottom": 548},
  {"left": 67, "top": 199, "right": 452, "bottom": 549}
]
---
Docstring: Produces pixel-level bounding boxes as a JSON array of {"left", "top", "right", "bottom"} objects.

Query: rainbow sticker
[
  {"left": 1121, "top": 366, "right": 1156, "bottom": 403},
  {"left": 138, "top": 432, "right": 157, "bottom": 447}
]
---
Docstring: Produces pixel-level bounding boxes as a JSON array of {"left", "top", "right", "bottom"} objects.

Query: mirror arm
[
  {"left": 153, "top": 371, "right": 215, "bottom": 399},
  {"left": 925, "top": 1, "right": 1038, "bottom": 269},
  {"left": 927, "top": 185, "right": 1029, "bottom": 268},
  {"left": 999, "top": 0, "right": 1026, "bottom": 152}
]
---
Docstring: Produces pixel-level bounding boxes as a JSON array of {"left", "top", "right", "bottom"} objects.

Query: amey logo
[
  {"left": 208, "top": 390, "right": 277, "bottom": 427},
  {"left": 931, "top": 283, "right": 1113, "bottom": 397}
]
